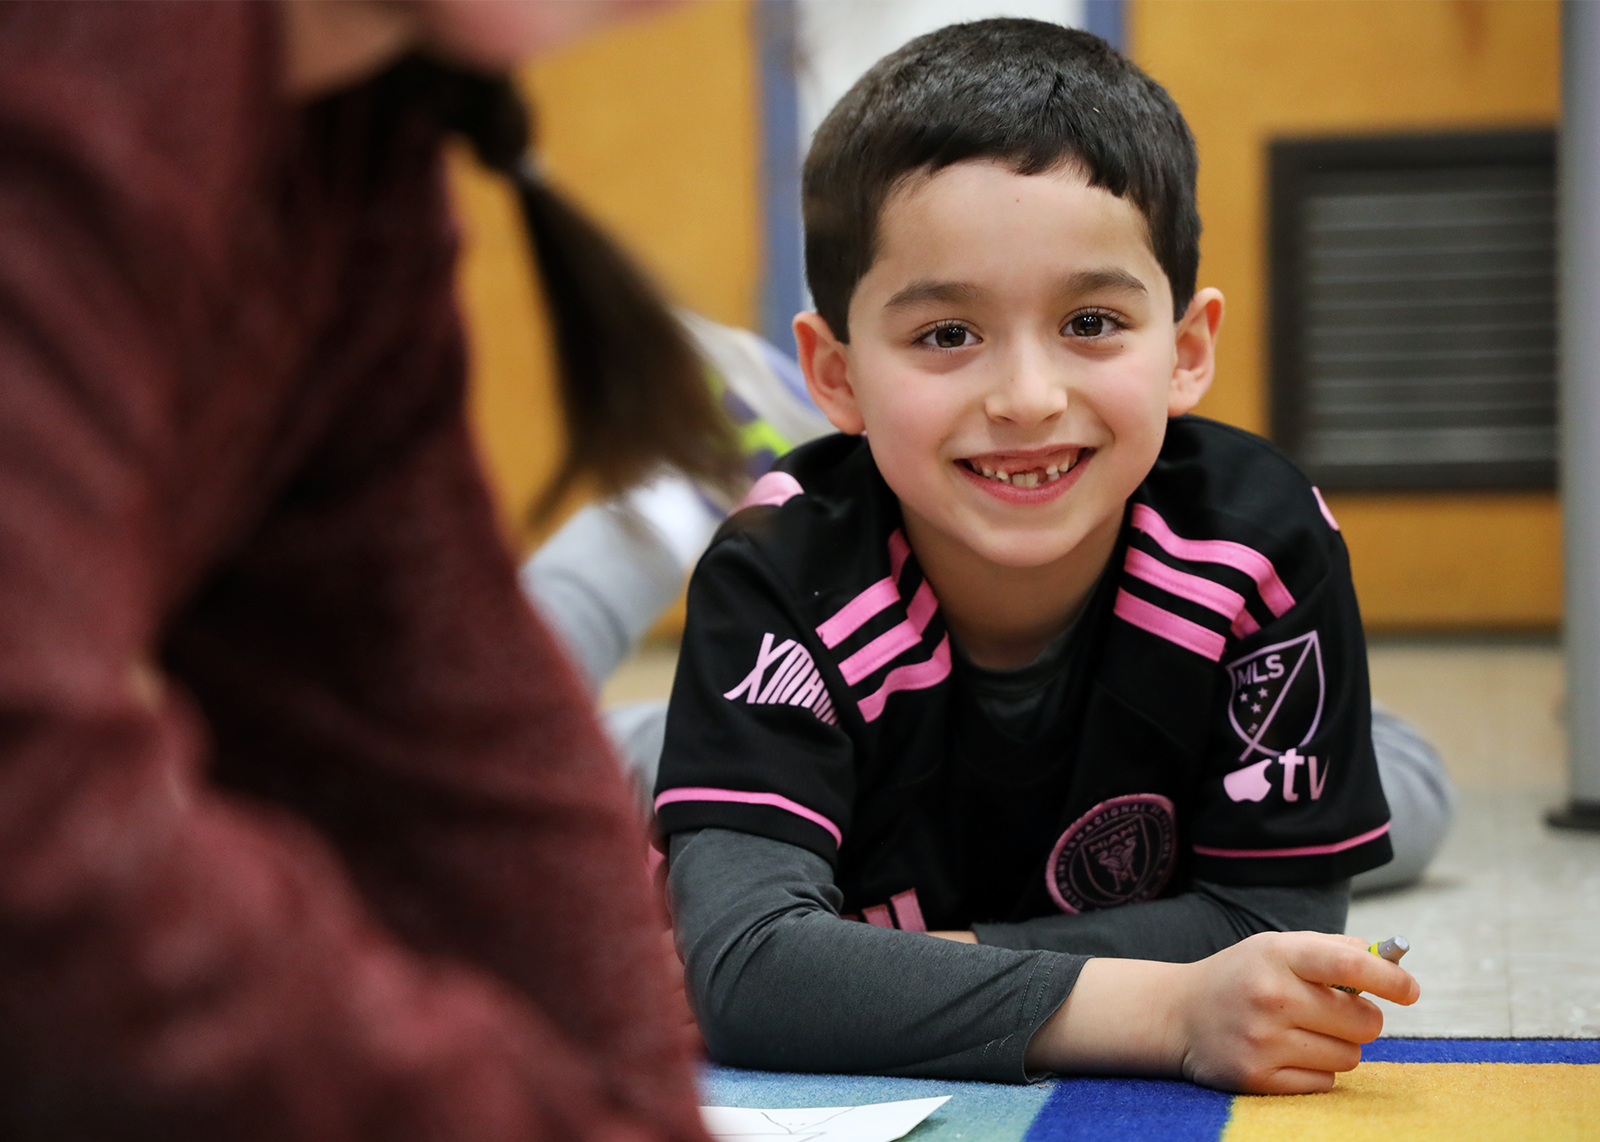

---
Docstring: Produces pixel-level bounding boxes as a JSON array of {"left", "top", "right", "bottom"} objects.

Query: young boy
[{"left": 653, "top": 20, "right": 1417, "bottom": 1092}]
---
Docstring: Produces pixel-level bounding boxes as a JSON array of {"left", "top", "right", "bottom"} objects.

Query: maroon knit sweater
[{"left": 0, "top": 4, "right": 708, "bottom": 1139}]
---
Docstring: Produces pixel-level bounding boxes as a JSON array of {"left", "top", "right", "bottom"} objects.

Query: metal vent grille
[{"left": 1269, "top": 132, "right": 1557, "bottom": 489}]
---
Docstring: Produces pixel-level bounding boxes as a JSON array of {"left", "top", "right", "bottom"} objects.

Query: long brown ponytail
[{"left": 377, "top": 56, "right": 742, "bottom": 517}]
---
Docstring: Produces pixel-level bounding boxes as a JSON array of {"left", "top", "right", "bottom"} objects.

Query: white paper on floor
[{"left": 699, "top": 1095, "right": 951, "bottom": 1142}]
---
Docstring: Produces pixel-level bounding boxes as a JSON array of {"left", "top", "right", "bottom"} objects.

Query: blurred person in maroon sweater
[{"left": 0, "top": 1, "right": 734, "bottom": 1138}]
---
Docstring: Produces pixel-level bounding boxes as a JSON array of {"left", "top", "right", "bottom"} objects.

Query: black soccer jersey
[{"left": 655, "top": 417, "right": 1392, "bottom": 933}]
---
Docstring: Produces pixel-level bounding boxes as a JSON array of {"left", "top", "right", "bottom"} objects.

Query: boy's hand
[
  {"left": 1175, "top": 931, "right": 1420, "bottom": 1093},
  {"left": 1026, "top": 931, "right": 1419, "bottom": 1093}
]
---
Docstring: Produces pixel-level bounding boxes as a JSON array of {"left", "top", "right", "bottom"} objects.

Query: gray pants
[{"left": 522, "top": 496, "right": 1455, "bottom": 896}]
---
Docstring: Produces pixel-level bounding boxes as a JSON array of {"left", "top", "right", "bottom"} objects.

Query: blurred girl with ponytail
[
  {"left": 374, "top": 52, "right": 742, "bottom": 514},
  {"left": 0, "top": 2, "right": 723, "bottom": 1138}
]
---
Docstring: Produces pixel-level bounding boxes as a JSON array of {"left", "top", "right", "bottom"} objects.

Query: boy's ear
[
  {"left": 794, "top": 312, "right": 865, "bottom": 435},
  {"left": 1168, "top": 287, "right": 1225, "bottom": 417}
]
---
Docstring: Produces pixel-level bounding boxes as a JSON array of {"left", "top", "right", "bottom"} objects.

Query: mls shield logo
[{"left": 1226, "top": 631, "right": 1325, "bottom": 762}]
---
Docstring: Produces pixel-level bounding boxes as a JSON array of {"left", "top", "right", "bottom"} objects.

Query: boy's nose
[{"left": 983, "top": 351, "right": 1069, "bottom": 426}]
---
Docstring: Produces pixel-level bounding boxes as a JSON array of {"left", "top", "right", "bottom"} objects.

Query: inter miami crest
[
  {"left": 1226, "top": 631, "right": 1325, "bottom": 762},
  {"left": 1046, "top": 794, "right": 1177, "bottom": 914}
]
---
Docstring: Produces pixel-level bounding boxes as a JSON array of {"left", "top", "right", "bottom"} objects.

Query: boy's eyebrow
[
  {"left": 883, "top": 269, "right": 1149, "bottom": 312},
  {"left": 1062, "top": 268, "right": 1149, "bottom": 297},
  {"left": 883, "top": 279, "right": 983, "bottom": 310}
]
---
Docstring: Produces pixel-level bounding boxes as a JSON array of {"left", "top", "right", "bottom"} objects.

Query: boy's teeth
[{"left": 970, "top": 451, "right": 1082, "bottom": 488}]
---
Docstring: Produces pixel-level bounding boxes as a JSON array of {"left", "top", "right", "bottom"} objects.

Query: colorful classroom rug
[{"left": 700, "top": 1040, "right": 1600, "bottom": 1142}]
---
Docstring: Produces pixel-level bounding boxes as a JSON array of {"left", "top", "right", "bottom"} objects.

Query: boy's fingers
[
  {"left": 1224, "top": 1028, "right": 1359, "bottom": 1095},
  {"left": 1297, "top": 986, "right": 1385, "bottom": 1046},
  {"left": 1283, "top": 936, "right": 1420, "bottom": 1006},
  {"left": 1252, "top": 1067, "right": 1337, "bottom": 1095},
  {"left": 1275, "top": 1026, "right": 1363, "bottom": 1074}
]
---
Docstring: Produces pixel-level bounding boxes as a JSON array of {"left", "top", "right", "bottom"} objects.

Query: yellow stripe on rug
[{"left": 1223, "top": 1063, "right": 1600, "bottom": 1142}]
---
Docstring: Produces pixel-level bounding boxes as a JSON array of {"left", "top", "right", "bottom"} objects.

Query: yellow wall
[
  {"left": 451, "top": 1, "right": 760, "bottom": 552},
  {"left": 1131, "top": 0, "right": 1562, "bottom": 629}
]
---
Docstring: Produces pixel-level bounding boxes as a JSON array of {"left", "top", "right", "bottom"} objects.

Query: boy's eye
[
  {"left": 918, "top": 323, "right": 978, "bottom": 350},
  {"left": 1067, "top": 312, "right": 1114, "bottom": 338}
]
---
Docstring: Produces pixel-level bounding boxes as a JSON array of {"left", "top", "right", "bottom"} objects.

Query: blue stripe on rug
[
  {"left": 1363, "top": 1038, "right": 1600, "bottom": 1063},
  {"left": 1022, "top": 1077, "right": 1232, "bottom": 1142}
]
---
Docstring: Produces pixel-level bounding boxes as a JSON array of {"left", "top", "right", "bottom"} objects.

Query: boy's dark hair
[{"left": 803, "top": 19, "right": 1200, "bottom": 339}]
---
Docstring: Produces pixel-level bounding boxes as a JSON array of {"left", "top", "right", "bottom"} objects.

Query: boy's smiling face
[{"left": 798, "top": 160, "right": 1222, "bottom": 591}]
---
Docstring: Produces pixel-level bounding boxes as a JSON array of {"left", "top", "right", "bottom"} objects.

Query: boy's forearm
[
  {"left": 670, "top": 828, "right": 1084, "bottom": 1081},
  {"left": 1023, "top": 958, "right": 1188, "bottom": 1075}
]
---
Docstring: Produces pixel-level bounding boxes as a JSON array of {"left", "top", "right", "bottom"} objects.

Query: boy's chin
[{"left": 958, "top": 525, "right": 1105, "bottom": 573}]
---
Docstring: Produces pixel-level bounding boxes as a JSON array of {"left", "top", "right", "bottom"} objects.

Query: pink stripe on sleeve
[
  {"left": 839, "top": 624, "right": 920, "bottom": 686},
  {"left": 906, "top": 578, "right": 938, "bottom": 631},
  {"left": 653, "top": 787, "right": 843, "bottom": 847},
  {"left": 816, "top": 578, "right": 900, "bottom": 648},
  {"left": 1124, "top": 547, "right": 1248, "bottom": 623},
  {"left": 887, "top": 529, "right": 911, "bottom": 581},
  {"left": 863, "top": 904, "right": 894, "bottom": 928},
  {"left": 858, "top": 635, "right": 952, "bottom": 722},
  {"left": 1113, "top": 588, "right": 1226, "bottom": 662},
  {"left": 1191, "top": 821, "right": 1390, "bottom": 859},
  {"left": 836, "top": 580, "right": 940, "bottom": 685},
  {"left": 1130, "top": 504, "right": 1296, "bottom": 617},
  {"left": 1312, "top": 486, "right": 1341, "bottom": 531},
  {"left": 814, "top": 531, "right": 930, "bottom": 650},
  {"left": 736, "top": 471, "right": 804, "bottom": 512},
  {"left": 889, "top": 888, "right": 926, "bottom": 933}
]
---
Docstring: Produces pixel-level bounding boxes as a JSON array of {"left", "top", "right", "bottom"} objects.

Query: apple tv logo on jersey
[
  {"left": 1222, "top": 631, "right": 1330, "bottom": 805},
  {"left": 1223, "top": 758, "right": 1275, "bottom": 802}
]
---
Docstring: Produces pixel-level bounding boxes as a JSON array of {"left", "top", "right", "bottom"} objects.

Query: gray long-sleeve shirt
[{"left": 670, "top": 827, "right": 1349, "bottom": 1082}]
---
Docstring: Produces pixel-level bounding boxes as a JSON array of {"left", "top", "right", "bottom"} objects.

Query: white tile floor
[
  {"left": 1356, "top": 636, "right": 1600, "bottom": 1039},
  {"left": 609, "top": 637, "right": 1600, "bottom": 1039},
  {"left": 1349, "top": 786, "right": 1600, "bottom": 1038}
]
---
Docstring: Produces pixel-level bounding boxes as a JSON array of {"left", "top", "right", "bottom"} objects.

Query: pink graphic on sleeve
[
  {"left": 653, "top": 787, "right": 843, "bottom": 847},
  {"left": 724, "top": 632, "right": 797, "bottom": 701},
  {"left": 736, "top": 471, "right": 804, "bottom": 512},
  {"left": 1131, "top": 504, "right": 1296, "bottom": 617},
  {"left": 1113, "top": 588, "right": 1227, "bottom": 662},
  {"left": 724, "top": 632, "right": 837, "bottom": 724}
]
